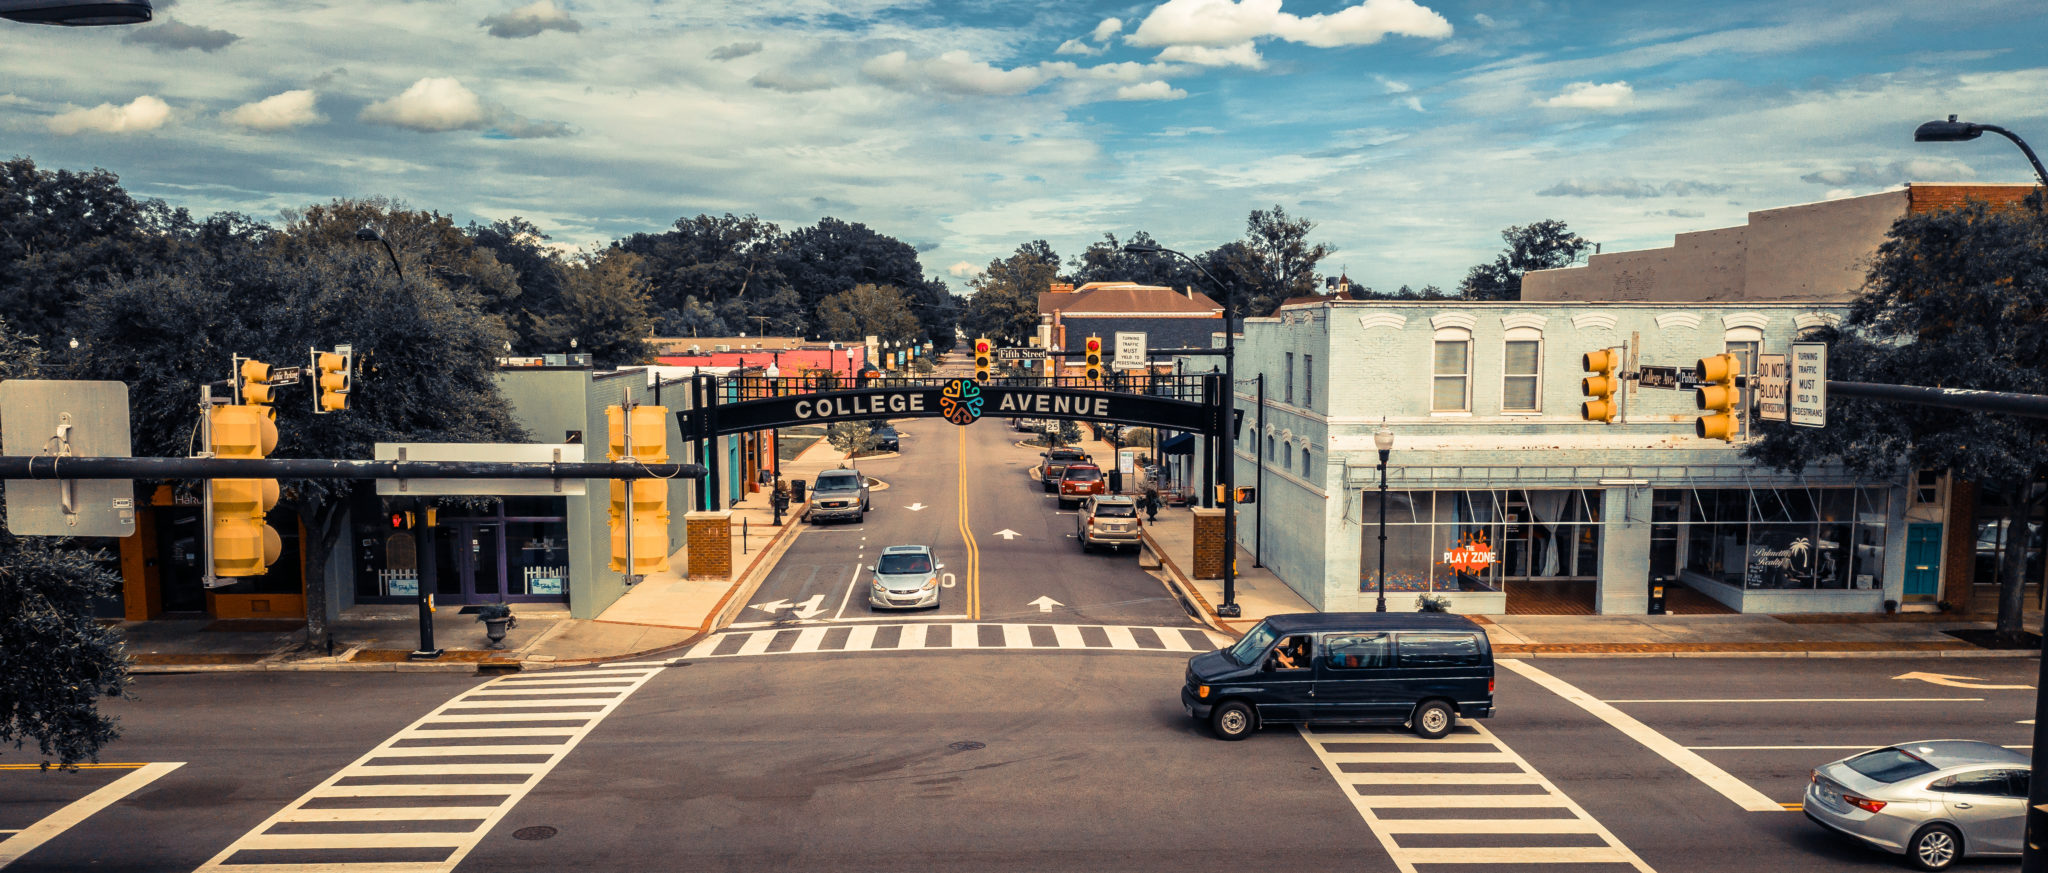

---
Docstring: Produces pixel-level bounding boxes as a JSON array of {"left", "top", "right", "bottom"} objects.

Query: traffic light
[
  {"left": 208, "top": 403, "right": 280, "bottom": 577},
  {"left": 1215, "top": 485, "right": 1258, "bottom": 504},
  {"left": 606, "top": 404, "right": 671, "bottom": 575},
  {"left": 1084, "top": 336, "right": 1103, "bottom": 382},
  {"left": 237, "top": 357, "right": 275, "bottom": 408},
  {"left": 1696, "top": 353, "right": 1742, "bottom": 441},
  {"left": 1581, "top": 348, "right": 1619, "bottom": 422},
  {"left": 313, "top": 346, "right": 351, "bottom": 414},
  {"left": 974, "top": 338, "right": 992, "bottom": 382}
]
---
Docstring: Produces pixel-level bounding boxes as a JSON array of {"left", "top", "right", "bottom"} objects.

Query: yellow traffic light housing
[
  {"left": 238, "top": 357, "right": 274, "bottom": 407},
  {"left": 606, "top": 404, "right": 671, "bottom": 575},
  {"left": 973, "top": 338, "right": 992, "bottom": 382},
  {"left": 1695, "top": 353, "right": 1742, "bottom": 441},
  {"left": 1084, "top": 336, "right": 1103, "bottom": 382},
  {"left": 1581, "top": 348, "right": 1619, "bottom": 422},
  {"left": 313, "top": 346, "right": 351, "bottom": 414},
  {"left": 207, "top": 403, "right": 281, "bottom": 578}
]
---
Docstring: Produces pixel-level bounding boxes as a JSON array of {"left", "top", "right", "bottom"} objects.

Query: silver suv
[
  {"left": 805, "top": 469, "right": 869, "bottom": 524},
  {"left": 1076, "top": 496, "right": 1141, "bottom": 553}
]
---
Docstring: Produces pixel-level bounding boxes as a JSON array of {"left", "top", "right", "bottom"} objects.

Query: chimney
[{"left": 1049, "top": 282, "right": 1075, "bottom": 293}]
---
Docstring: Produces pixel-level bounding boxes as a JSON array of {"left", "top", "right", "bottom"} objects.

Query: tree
[
  {"left": 1044, "top": 420, "right": 1083, "bottom": 448},
  {"left": 827, "top": 421, "right": 879, "bottom": 459},
  {"left": 777, "top": 217, "right": 955, "bottom": 346},
  {"left": 965, "top": 241, "right": 1062, "bottom": 345},
  {"left": 0, "top": 157, "right": 193, "bottom": 342},
  {"left": 615, "top": 213, "right": 787, "bottom": 333},
  {"left": 816, "top": 283, "right": 921, "bottom": 344},
  {"left": 1070, "top": 231, "right": 1204, "bottom": 290},
  {"left": 532, "top": 249, "right": 655, "bottom": 368},
  {"left": 1214, "top": 206, "right": 1333, "bottom": 317},
  {"left": 468, "top": 217, "right": 570, "bottom": 352},
  {"left": 0, "top": 316, "right": 130, "bottom": 768},
  {"left": 1745, "top": 195, "right": 2048, "bottom": 644},
  {"left": 1459, "top": 220, "right": 1590, "bottom": 301}
]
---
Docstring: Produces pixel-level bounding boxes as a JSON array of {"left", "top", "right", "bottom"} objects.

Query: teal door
[{"left": 1905, "top": 523, "right": 1942, "bottom": 598}]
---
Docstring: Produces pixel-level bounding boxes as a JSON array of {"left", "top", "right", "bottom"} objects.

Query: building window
[
  {"left": 1432, "top": 329, "right": 1471, "bottom": 412},
  {"left": 1267, "top": 434, "right": 1276, "bottom": 462},
  {"left": 1301, "top": 447, "right": 1312, "bottom": 477},
  {"left": 1304, "top": 354, "right": 1314, "bottom": 407},
  {"left": 1915, "top": 470, "right": 1940, "bottom": 505},
  {"left": 1724, "top": 327, "right": 1762, "bottom": 378},
  {"left": 1502, "top": 328, "right": 1541, "bottom": 412},
  {"left": 1656, "top": 487, "right": 1890, "bottom": 591},
  {"left": 1284, "top": 352, "right": 1295, "bottom": 403},
  {"left": 1284, "top": 442, "right": 1294, "bottom": 468}
]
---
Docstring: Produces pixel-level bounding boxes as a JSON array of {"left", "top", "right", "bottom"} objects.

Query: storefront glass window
[
  {"left": 1361, "top": 489, "right": 1602, "bottom": 593},
  {"left": 1659, "top": 487, "right": 1889, "bottom": 591}
]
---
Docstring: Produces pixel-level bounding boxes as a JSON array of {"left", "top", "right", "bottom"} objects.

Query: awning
[{"left": 1159, "top": 433, "right": 1195, "bottom": 455}]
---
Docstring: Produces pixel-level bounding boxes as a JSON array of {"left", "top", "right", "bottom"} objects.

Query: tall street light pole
[
  {"left": 1917, "top": 115, "right": 2048, "bottom": 873},
  {"left": 1374, "top": 422, "right": 1394, "bottom": 612},
  {"left": 1125, "top": 242, "right": 1242, "bottom": 617}
]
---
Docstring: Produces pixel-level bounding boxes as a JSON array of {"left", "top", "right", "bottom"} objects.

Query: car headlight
[
  {"left": 871, "top": 580, "right": 886, "bottom": 592},
  {"left": 922, "top": 578, "right": 939, "bottom": 590}
]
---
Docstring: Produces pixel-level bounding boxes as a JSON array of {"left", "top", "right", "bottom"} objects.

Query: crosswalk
[
  {"left": 676, "top": 622, "right": 1226, "bottom": 659},
  {"left": 192, "top": 665, "right": 664, "bottom": 873},
  {"left": 1298, "top": 723, "right": 1655, "bottom": 873}
]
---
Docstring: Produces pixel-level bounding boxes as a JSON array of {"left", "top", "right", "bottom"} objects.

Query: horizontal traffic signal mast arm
[
  {"left": 0, "top": 457, "right": 708, "bottom": 480},
  {"left": 1825, "top": 380, "right": 2048, "bottom": 420}
]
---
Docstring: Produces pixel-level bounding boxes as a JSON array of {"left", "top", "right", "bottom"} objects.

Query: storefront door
[
  {"left": 445, "top": 522, "right": 503, "bottom": 604},
  {"left": 1905, "top": 523, "right": 1942, "bottom": 599}
]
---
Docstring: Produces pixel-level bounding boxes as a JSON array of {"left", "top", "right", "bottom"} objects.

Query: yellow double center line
[{"left": 955, "top": 427, "right": 981, "bottom": 619}]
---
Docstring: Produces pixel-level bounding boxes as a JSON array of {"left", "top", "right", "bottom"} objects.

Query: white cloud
[
  {"left": 1056, "top": 38, "right": 1103, "bottom": 56},
  {"left": 1130, "top": 0, "right": 1449, "bottom": 48},
  {"left": 479, "top": 0, "right": 582, "bottom": 38},
  {"left": 1115, "top": 81, "right": 1188, "bottom": 101},
  {"left": 1538, "top": 81, "right": 1634, "bottom": 109},
  {"left": 1402, "top": 95, "right": 1424, "bottom": 112},
  {"left": 1156, "top": 42, "right": 1265, "bottom": 69},
  {"left": 1091, "top": 17, "right": 1124, "bottom": 42},
  {"left": 1376, "top": 75, "right": 1411, "bottom": 93},
  {"left": 1800, "top": 158, "right": 1975, "bottom": 188},
  {"left": 863, "top": 50, "right": 1050, "bottom": 96},
  {"left": 1538, "top": 177, "right": 1731, "bottom": 198},
  {"left": 360, "top": 78, "right": 488, "bottom": 132},
  {"left": 948, "top": 260, "right": 981, "bottom": 279},
  {"left": 222, "top": 90, "right": 322, "bottom": 132},
  {"left": 47, "top": 96, "right": 170, "bottom": 135},
  {"left": 752, "top": 68, "right": 837, "bottom": 93},
  {"left": 123, "top": 18, "right": 240, "bottom": 52}
]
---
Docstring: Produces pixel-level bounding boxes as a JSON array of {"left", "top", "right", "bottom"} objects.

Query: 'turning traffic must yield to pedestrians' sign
[{"left": 1790, "top": 342, "right": 1827, "bottom": 428}]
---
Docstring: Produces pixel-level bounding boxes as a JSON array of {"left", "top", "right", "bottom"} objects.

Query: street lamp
[
  {"left": 1125, "top": 241, "right": 1243, "bottom": 618},
  {"left": 355, "top": 225, "right": 403, "bottom": 281},
  {"left": 0, "top": 0, "right": 151, "bottom": 25},
  {"left": 1373, "top": 422, "right": 1395, "bottom": 612},
  {"left": 1914, "top": 115, "right": 2048, "bottom": 189}
]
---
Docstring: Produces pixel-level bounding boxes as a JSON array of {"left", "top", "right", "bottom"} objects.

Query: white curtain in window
[{"left": 1525, "top": 490, "right": 1569, "bottom": 576}]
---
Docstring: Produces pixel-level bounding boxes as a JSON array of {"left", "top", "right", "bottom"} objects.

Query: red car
[{"left": 1058, "top": 463, "right": 1106, "bottom": 509}]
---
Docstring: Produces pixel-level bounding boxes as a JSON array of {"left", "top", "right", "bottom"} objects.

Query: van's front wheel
[
  {"left": 1412, "top": 700, "right": 1455, "bottom": 739},
  {"left": 1211, "top": 701, "right": 1255, "bottom": 741}
]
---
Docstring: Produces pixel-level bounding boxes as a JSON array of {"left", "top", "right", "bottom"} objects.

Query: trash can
[
  {"left": 791, "top": 479, "right": 807, "bottom": 502},
  {"left": 1108, "top": 469, "right": 1123, "bottom": 494},
  {"left": 1648, "top": 576, "right": 1669, "bottom": 615}
]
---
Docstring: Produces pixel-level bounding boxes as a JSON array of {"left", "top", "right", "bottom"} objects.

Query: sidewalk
[{"left": 1138, "top": 502, "right": 2037, "bottom": 658}]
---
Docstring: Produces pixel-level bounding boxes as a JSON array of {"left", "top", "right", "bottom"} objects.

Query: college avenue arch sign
[{"left": 678, "top": 377, "right": 1219, "bottom": 438}]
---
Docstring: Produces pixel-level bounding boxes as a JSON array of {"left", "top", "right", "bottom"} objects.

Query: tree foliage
[
  {"left": 0, "top": 317, "right": 128, "bottom": 768},
  {"left": 1214, "top": 206, "right": 1333, "bottom": 317},
  {"left": 817, "top": 283, "right": 921, "bottom": 343},
  {"left": 1069, "top": 231, "right": 1204, "bottom": 290},
  {"left": 1745, "top": 195, "right": 2048, "bottom": 640},
  {"left": 965, "top": 241, "right": 1062, "bottom": 345},
  {"left": 0, "top": 158, "right": 193, "bottom": 342},
  {"left": 827, "top": 421, "right": 879, "bottom": 458},
  {"left": 1459, "top": 220, "right": 1591, "bottom": 301}
]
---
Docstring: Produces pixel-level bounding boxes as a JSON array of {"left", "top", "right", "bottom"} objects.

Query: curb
[{"left": 1138, "top": 527, "right": 1232, "bottom": 637}]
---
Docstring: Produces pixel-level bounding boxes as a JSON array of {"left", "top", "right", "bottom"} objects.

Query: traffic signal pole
[{"left": 0, "top": 456, "right": 708, "bottom": 480}]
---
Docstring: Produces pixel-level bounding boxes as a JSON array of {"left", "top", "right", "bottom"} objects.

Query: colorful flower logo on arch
[{"left": 939, "top": 378, "right": 984, "bottom": 425}]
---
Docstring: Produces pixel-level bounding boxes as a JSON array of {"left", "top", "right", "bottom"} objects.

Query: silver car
[
  {"left": 1805, "top": 740, "right": 2030, "bottom": 870},
  {"left": 867, "top": 545, "right": 943, "bottom": 610}
]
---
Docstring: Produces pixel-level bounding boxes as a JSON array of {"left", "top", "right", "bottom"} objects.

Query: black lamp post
[
  {"left": 1915, "top": 115, "right": 2048, "bottom": 189},
  {"left": 1125, "top": 242, "right": 1242, "bottom": 618},
  {"left": 356, "top": 225, "right": 404, "bottom": 281},
  {"left": 0, "top": 0, "right": 151, "bottom": 25},
  {"left": 1373, "top": 422, "right": 1394, "bottom": 612}
]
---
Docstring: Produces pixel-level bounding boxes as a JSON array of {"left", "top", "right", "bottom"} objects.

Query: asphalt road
[
  {"left": 740, "top": 416, "right": 1192, "bottom": 630},
  {"left": 3, "top": 652, "right": 2039, "bottom": 872}
]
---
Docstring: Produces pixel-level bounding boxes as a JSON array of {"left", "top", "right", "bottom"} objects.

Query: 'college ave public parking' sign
[{"left": 680, "top": 379, "right": 1217, "bottom": 438}]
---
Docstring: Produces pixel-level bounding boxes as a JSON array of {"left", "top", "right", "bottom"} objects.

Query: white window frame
[
  {"left": 1432, "top": 327, "right": 1472, "bottom": 413},
  {"left": 1501, "top": 326, "right": 1543, "bottom": 414},
  {"left": 1724, "top": 327, "right": 1763, "bottom": 379}
]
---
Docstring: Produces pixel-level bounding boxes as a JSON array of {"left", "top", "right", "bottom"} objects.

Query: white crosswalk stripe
[
  {"left": 1299, "top": 723, "right": 1655, "bottom": 873},
  {"left": 678, "top": 623, "right": 1226, "bottom": 660},
  {"left": 191, "top": 666, "right": 664, "bottom": 873}
]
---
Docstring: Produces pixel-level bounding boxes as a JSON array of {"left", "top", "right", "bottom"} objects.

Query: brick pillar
[
  {"left": 1941, "top": 479, "right": 1977, "bottom": 614},
  {"left": 685, "top": 510, "right": 733, "bottom": 580},
  {"left": 1192, "top": 507, "right": 1225, "bottom": 580}
]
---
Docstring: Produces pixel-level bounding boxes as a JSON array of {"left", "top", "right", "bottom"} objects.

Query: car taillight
[
  {"left": 1488, "top": 677, "right": 1495, "bottom": 694},
  {"left": 1842, "top": 795, "right": 1886, "bottom": 813}
]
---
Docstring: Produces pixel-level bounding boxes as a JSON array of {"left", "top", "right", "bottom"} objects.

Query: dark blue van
[{"left": 1181, "top": 612, "right": 1495, "bottom": 741}]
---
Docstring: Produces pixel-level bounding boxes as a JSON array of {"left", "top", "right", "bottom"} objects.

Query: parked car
[
  {"left": 868, "top": 544, "right": 943, "bottom": 610},
  {"left": 1805, "top": 740, "right": 2031, "bottom": 870},
  {"left": 1057, "top": 463, "right": 1106, "bottom": 509},
  {"left": 1076, "top": 496, "right": 1141, "bottom": 552},
  {"left": 1182, "top": 612, "right": 1495, "bottom": 741},
  {"left": 1040, "top": 448, "right": 1090, "bottom": 492},
  {"left": 873, "top": 425, "right": 900, "bottom": 452},
  {"left": 805, "top": 468, "right": 870, "bottom": 524}
]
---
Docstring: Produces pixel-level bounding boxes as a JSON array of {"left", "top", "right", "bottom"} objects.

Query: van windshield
[{"left": 1227, "top": 623, "right": 1278, "bottom": 666}]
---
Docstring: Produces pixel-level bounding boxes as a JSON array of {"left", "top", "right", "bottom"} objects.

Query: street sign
[
  {"left": 1113, "top": 332, "right": 1147, "bottom": 371},
  {"left": 266, "top": 366, "right": 303, "bottom": 387},
  {"left": 1, "top": 380, "right": 136, "bottom": 537},
  {"left": 1756, "top": 354, "right": 1789, "bottom": 422},
  {"left": 995, "top": 348, "right": 1045, "bottom": 362},
  {"left": 375, "top": 443, "right": 590, "bottom": 496},
  {"left": 1636, "top": 365, "right": 1703, "bottom": 390},
  {"left": 1791, "top": 343, "right": 1827, "bottom": 428}
]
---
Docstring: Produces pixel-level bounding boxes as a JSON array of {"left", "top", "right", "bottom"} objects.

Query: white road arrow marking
[
  {"left": 905, "top": 503, "right": 927, "bottom": 511},
  {"left": 790, "top": 593, "right": 829, "bottom": 619},
  {"left": 993, "top": 529, "right": 1021, "bottom": 540},
  {"left": 1028, "top": 596, "right": 1062, "bottom": 613},
  {"left": 1894, "top": 671, "right": 2035, "bottom": 690},
  {"left": 749, "top": 598, "right": 792, "bottom": 614}
]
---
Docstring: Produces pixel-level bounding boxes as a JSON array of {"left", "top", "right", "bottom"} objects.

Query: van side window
[
  {"left": 1323, "top": 633, "right": 1392, "bottom": 670},
  {"left": 1267, "top": 635, "right": 1312, "bottom": 671},
  {"left": 1396, "top": 633, "right": 1483, "bottom": 668}
]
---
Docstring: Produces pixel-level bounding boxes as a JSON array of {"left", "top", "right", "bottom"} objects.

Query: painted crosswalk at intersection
[
  {"left": 191, "top": 666, "right": 663, "bottom": 873},
  {"left": 1299, "top": 723, "right": 1654, "bottom": 873},
  {"left": 676, "top": 623, "right": 1226, "bottom": 659}
]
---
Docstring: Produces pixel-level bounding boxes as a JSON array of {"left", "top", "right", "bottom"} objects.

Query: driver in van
[{"left": 1270, "top": 636, "right": 1309, "bottom": 671}]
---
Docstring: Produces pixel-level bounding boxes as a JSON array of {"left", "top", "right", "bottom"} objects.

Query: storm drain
[
  {"left": 947, "top": 741, "right": 985, "bottom": 752},
  {"left": 512, "top": 826, "right": 558, "bottom": 841}
]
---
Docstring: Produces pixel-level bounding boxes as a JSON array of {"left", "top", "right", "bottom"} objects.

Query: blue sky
[{"left": 3, "top": 0, "right": 2045, "bottom": 293}]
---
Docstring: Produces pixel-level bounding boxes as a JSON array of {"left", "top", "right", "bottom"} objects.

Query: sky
[{"left": 3, "top": 0, "right": 2045, "bottom": 294}]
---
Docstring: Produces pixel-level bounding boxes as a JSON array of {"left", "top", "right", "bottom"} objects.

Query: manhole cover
[
  {"left": 512, "top": 826, "right": 558, "bottom": 841},
  {"left": 948, "top": 741, "right": 985, "bottom": 752}
]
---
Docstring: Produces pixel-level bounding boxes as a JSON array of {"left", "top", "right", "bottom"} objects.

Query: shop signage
[
  {"left": 1756, "top": 354, "right": 1789, "bottom": 422},
  {"left": 1441, "top": 532, "right": 1497, "bottom": 575},
  {"left": 1791, "top": 342, "right": 1827, "bottom": 428}
]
